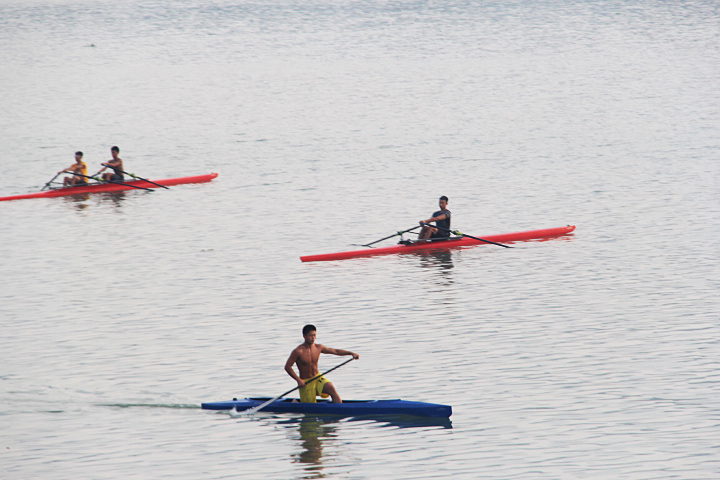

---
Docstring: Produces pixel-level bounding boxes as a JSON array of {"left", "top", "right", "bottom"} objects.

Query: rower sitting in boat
[
  {"left": 58, "top": 151, "right": 89, "bottom": 186},
  {"left": 418, "top": 195, "right": 451, "bottom": 239},
  {"left": 96, "top": 146, "right": 124, "bottom": 182},
  {"left": 285, "top": 324, "right": 359, "bottom": 403}
]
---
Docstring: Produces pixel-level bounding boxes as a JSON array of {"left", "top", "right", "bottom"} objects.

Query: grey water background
[{"left": 1, "top": 0, "right": 718, "bottom": 478}]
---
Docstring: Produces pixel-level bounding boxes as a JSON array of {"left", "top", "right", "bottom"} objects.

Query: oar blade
[
  {"left": 238, "top": 397, "right": 280, "bottom": 416},
  {"left": 41, "top": 172, "right": 62, "bottom": 191}
]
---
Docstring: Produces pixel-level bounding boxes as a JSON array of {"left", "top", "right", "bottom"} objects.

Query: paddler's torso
[{"left": 294, "top": 342, "right": 324, "bottom": 379}]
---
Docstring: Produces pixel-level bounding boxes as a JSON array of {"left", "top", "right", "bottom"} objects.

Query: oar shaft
[
  {"left": 72, "top": 172, "right": 154, "bottom": 192},
  {"left": 363, "top": 225, "right": 420, "bottom": 247},
  {"left": 422, "top": 223, "right": 512, "bottom": 248},
  {"left": 287, "top": 356, "right": 355, "bottom": 396},
  {"left": 244, "top": 357, "right": 356, "bottom": 414},
  {"left": 41, "top": 172, "right": 62, "bottom": 191},
  {"left": 103, "top": 164, "right": 169, "bottom": 189}
]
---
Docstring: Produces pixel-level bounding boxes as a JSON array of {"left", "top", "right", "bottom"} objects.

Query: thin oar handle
[
  {"left": 77, "top": 171, "right": 152, "bottom": 191},
  {"left": 72, "top": 172, "right": 154, "bottom": 192},
  {"left": 243, "top": 357, "right": 356, "bottom": 415},
  {"left": 422, "top": 223, "right": 512, "bottom": 248},
  {"left": 362, "top": 225, "right": 420, "bottom": 247},
  {"left": 41, "top": 172, "right": 62, "bottom": 191},
  {"left": 102, "top": 164, "right": 169, "bottom": 189}
]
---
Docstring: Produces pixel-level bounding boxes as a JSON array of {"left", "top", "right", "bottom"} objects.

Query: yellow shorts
[{"left": 299, "top": 375, "right": 330, "bottom": 403}]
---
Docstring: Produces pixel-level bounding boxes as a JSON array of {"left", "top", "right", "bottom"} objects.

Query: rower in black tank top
[{"left": 418, "top": 196, "right": 451, "bottom": 239}]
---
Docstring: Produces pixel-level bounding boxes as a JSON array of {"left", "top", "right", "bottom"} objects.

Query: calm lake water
[{"left": 1, "top": 0, "right": 719, "bottom": 478}]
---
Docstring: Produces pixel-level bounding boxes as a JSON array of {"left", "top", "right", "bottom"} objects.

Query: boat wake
[{"left": 97, "top": 402, "right": 200, "bottom": 410}]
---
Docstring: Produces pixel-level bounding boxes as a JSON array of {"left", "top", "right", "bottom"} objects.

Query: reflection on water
[
  {"left": 346, "top": 415, "right": 453, "bottom": 429},
  {"left": 413, "top": 250, "right": 455, "bottom": 288},
  {"left": 289, "top": 416, "right": 340, "bottom": 479},
  {"left": 61, "top": 192, "right": 91, "bottom": 211},
  {"left": 60, "top": 191, "right": 129, "bottom": 210},
  {"left": 96, "top": 191, "right": 128, "bottom": 208},
  {"left": 414, "top": 249, "right": 454, "bottom": 271},
  {"left": 281, "top": 414, "right": 452, "bottom": 478},
  {"left": 59, "top": 190, "right": 159, "bottom": 210}
]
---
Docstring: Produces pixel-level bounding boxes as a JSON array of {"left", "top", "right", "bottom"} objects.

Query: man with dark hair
[
  {"left": 59, "top": 151, "right": 88, "bottom": 186},
  {"left": 96, "top": 146, "right": 124, "bottom": 182},
  {"left": 418, "top": 196, "right": 451, "bottom": 239},
  {"left": 285, "top": 325, "right": 359, "bottom": 403}
]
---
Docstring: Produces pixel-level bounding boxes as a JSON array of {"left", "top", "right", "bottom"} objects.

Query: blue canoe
[{"left": 201, "top": 397, "right": 452, "bottom": 418}]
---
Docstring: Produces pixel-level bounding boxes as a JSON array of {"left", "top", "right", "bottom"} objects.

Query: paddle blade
[{"left": 238, "top": 397, "right": 278, "bottom": 416}]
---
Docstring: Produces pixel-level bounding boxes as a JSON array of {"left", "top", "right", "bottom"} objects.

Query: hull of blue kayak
[{"left": 201, "top": 397, "right": 452, "bottom": 418}]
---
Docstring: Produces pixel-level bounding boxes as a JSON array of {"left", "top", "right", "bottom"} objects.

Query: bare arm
[
  {"left": 420, "top": 213, "right": 448, "bottom": 225},
  {"left": 284, "top": 349, "right": 305, "bottom": 387},
  {"left": 321, "top": 346, "right": 360, "bottom": 359},
  {"left": 96, "top": 160, "right": 118, "bottom": 175}
]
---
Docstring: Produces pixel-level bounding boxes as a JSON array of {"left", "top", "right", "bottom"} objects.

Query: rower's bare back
[{"left": 294, "top": 343, "right": 325, "bottom": 378}]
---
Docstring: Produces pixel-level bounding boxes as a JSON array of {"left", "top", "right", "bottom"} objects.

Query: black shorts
[
  {"left": 108, "top": 173, "right": 124, "bottom": 182},
  {"left": 431, "top": 230, "right": 451, "bottom": 239}
]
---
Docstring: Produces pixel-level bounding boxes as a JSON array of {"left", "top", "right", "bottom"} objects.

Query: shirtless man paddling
[
  {"left": 285, "top": 324, "right": 359, "bottom": 403},
  {"left": 96, "top": 146, "right": 125, "bottom": 182}
]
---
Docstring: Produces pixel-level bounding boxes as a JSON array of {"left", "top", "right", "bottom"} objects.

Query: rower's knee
[{"left": 323, "top": 381, "right": 342, "bottom": 403}]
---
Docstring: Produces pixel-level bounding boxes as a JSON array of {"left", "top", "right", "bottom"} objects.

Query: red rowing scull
[
  {"left": 0, "top": 173, "right": 219, "bottom": 202},
  {"left": 300, "top": 225, "right": 576, "bottom": 262}
]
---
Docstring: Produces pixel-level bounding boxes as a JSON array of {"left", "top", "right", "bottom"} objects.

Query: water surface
[{"left": 1, "top": 1, "right": 719, "bottom": 478}]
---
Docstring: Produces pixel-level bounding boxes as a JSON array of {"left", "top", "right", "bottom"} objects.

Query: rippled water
[{"left": 1, "top": 1, "right": 719, "bottom": 478}]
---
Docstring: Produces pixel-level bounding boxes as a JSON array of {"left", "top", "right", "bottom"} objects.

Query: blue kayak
[{"left": 201, "top": 397, "right": 452, "bottom": 418}]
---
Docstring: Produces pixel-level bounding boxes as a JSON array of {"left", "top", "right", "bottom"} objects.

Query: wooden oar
[
  {"left": 422, "top": 223, "right": 513, "bottom": 248},
  {"left": 71, "top": 172, "right": 154, "bottom": 191},
  {"left": 355, "top": 225, "right": 420, "bottom": 247},
  {"left": 241, "top": 357, "right": 356, "bottom": 415},
  {"left": 41, "top": 172, "right": 62, "bottom": 191},
  {"left": 102, "top": 164, "right": 169, "bottom": 189}
]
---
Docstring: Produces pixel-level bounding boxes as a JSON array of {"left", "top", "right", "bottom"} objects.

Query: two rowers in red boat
[{"left": 58, "top": 146, "right": 125, "bottom": 186}]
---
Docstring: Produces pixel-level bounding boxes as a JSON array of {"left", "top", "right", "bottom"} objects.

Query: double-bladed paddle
[
  {"left": 69, "top": 172, "right": 154, "bottom": 191},
  {"left": 240, "top": 357, "right": 356, "bottom": 416},
  {"left": 101, "top": 164, "right": 169, "bottom": 189},
  {"left": 422, "top": 223, "right": 512, "bottom": 248},
  {"left": 355, "top": 225, "right": 420, "bottom": 247}
]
